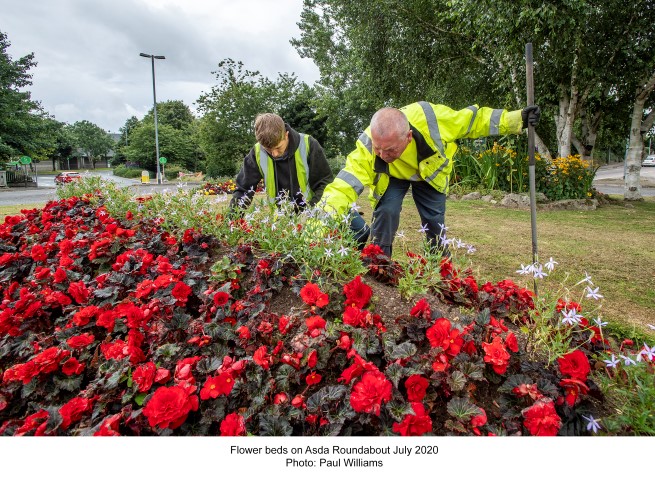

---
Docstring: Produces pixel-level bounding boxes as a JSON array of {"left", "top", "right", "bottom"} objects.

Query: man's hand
[{"left": 522, "top": 105, "right": 541, "bottom": 129}]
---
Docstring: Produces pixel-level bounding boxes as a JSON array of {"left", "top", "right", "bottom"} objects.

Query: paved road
[
  {"left": 0, "top": 171, "right": 198, "bottom": 206},
  {"left": 593, "top": 163, "right": 655, "bottom": 196}
]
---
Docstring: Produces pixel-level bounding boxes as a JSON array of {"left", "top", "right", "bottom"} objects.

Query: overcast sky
[{"left": 1, "top": 0, "right": 320, "bottom": 133}]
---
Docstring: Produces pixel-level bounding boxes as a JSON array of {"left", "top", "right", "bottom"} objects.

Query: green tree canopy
[
  {"left": 124, "top": 122, "right": 199, "bottom": 172},
  {"left": 141, "top": 100, "right": 196, "bottom": 131},
  {"left": 70, "top": 120, "right": 114, "bottom": 168},
  {"left": 196, "top": 59, "right": 326, "bottom": 176},
  {"left": 0, "top": 30, "right": 55, "bottom": 163}
]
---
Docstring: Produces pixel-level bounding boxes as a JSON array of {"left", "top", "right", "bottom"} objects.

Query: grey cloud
[{"left": 1, "top": 0, "right": 318, "bottom": 132}]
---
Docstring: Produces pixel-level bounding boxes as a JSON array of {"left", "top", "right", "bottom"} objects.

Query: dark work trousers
[
  {"left": 368, "top": 177, "right": 447, "bottom": 257},
  {"left": 348, "top": 210, "right": 370, "bottom": 250}
]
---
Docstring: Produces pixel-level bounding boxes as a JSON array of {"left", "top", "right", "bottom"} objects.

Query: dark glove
[{"left": 522, "top": 105, "right": 541, "bottom": 129}]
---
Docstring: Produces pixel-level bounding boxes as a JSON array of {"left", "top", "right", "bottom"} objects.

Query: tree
[
  {"left": 196, "top": 59, "right": 280, "bottom": 177},
  {"left": 293, "top": 0, "right": 653, "bottom": 167},
  {"left": 124, "top": 123, "right": 199, "bottom": 172},
  {"left": 141, "top": 100, "right": 196, "bottom": 131},
  {"left": 70, "top": 120, "right": 114, "bottom": 169},
  {"left": 0, "top": 30, "right": 55, "bottom": 163},
  {"left": 120, "top": 100, "right": 201, "bottom": 172}
]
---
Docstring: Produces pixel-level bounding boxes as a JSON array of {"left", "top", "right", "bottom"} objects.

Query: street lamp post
[{"left": 140, "top": 52, "right": 165, "bottom": 184}]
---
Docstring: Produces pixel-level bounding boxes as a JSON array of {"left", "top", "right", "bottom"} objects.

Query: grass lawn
[
  {"left": 0, "top": 204, "right": 48, "bottom": 216},
  {"left": 357, "top": 193, "right": 655, "bottom": 339}
]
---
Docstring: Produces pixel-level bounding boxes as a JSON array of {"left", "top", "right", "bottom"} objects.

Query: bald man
[{"left": 319, "top": 101, "right": 540, "bottom": 256}]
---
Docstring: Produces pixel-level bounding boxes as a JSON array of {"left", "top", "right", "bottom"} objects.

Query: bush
[
  {"left": 327, "top": 155, "right": 346, "bottom": 176},
  {"left": 535, "top": 155, "right": 598, "bottom": 200},
  {"left": 453, "top": 144, "right": 598, "bottom": 201},
  {"left": 162, "top": 164, "right": 188, "bottom": 181},
  {"left": 113, "top": 165, "right": 145, "bottom": 179}
]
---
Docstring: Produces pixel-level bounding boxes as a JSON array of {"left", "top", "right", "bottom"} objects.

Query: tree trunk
[
  {"left": 624, "top": 70, "right": 655, "bottom": 201},
  {"left": 572, "top": 106, "right": 601, "bottom": 162},
  {"left": 554, "top": 44, "right": 582, "bottom": 159},
  {"left": 556, "top": 87, "right": 577, "bottom": 158}
]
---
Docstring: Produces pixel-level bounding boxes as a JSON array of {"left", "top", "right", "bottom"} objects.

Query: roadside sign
[
  {"left": 19, "top": 156, "right": 32, "bottom": 165},
  {"left": 159, "top": 157, "right": 167, "bottom": 165}
]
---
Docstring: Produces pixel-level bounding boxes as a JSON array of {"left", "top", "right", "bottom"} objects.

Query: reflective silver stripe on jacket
[
  {"left": 489, "top": 109, "right": 503, "bottom": 136},
  {"left": 409, "top": 174, "right": 422, "bottom": 181},
  {"left": 298, "top": 134, "right": 310, "bottom": 198},
  {"left": 465, "top": 105, "right": 478, "bottom": 135},
  {"left": 418, "top": 101, "right": 445, "bottom": 157},
  {"left": 358, "top": 132, "right": 373, "bottom": 153},
  {"left": 336, "top": 170, "right": 364, "bottom": 195},
  {"left": 425, "top": 157, "right": 449, "bottom": 183}
]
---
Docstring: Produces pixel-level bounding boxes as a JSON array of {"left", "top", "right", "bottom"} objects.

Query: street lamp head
[{"left": 139, "top": 53, "right": 166, "bottom": 59}]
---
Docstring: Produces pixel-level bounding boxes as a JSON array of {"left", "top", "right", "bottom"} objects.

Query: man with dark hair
[
  {"left": 229, "top": 113, "right": 333, "bottom": 211},
  {"left": 320, "top": 101, "right": 540, "bottom": 257}
]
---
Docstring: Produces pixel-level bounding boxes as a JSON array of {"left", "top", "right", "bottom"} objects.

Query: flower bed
[{"left": 0, "top": 193, "right": 651, "bottom": 436}]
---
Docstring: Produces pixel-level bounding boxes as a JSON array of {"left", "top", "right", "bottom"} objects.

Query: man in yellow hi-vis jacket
[{"left": 319, "top": 101, "right": 540, "bottom": 256}]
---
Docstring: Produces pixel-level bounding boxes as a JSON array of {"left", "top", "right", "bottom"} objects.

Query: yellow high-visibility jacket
[{"left": 321, "top": 101, "right": 523, "bottom": 216}]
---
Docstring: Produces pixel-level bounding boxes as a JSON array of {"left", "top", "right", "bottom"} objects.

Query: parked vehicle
[
  {"left": 642, "top": 155, "right": 655, "bottom": 167},
  {"left": 54, "top": 171, "right": 82, "bottom": 185}
]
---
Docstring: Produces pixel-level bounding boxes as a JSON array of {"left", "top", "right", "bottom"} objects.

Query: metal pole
[
  {"left": 525, "top": 43, "right": 539, "bottom": 296},
  {"left": 150, "top": 56, "right": 162, "bottom": 185}
]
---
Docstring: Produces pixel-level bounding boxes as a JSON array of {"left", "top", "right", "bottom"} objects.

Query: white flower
[
  {"left": 575, "top": 272, "right": 594, "bottom": 287},
  {"left": 603, "top": 354, "right": 619, "bottom": 368},
  {"left": 586, "top": 286, "right": 604, "bottom": 301},
  {"left": 581, "top": 415, "right": 601, "bottom": 434},
  {"left": 442, "top": 237, "right": 454, "bottom": 247},
  {"left": 338, "top": 246, "right": 349, "bottom": 257},
  {"left": 516, "top": 264, "right": 530, "bottom": 275},
  {"left": 324, "top": 248, "right": 333, "bottom": 258},
  {"left": 417, "top": 224, "right": 430, "bottom": 234},
  {"left": 647, "top": 324, "right": 655, "bottom": 331},
  {"left": 533, "top": 264, "right": 548, "bottom": 279},
  {"left": 561, "top": 308, "right": 582, "bottom": 326},
  {"left": 324, "top": 234, "right": 333, "bottom": 245},
  {"left": 350, "top": 202, "right": 361, "bottom": 212},
  {"left": 467, "top": 245, "right": 476, "bottom": 254},
  {"left": 544, "top": 257, "right": 558, "bottom": 272},
  {"left": 455, "top": 239, "right": 465, "bottom": 249},
  {"left": 270, "top": 223, "right": 277, "bottom": 231},
  {"left": 639, "top": 344, "right": 655, "bottom": 362},
  {"left": 593, "top": 316, "right": 608, "bottom": 328},
  {"left": 619, "top": 354, "right": 636, "bottom": 366},
  {"left": 395, "top": 230, "right": 406, "bottom": 239},
  {"left": 438, "top": 223, "right": 449, "bottom": 232}
]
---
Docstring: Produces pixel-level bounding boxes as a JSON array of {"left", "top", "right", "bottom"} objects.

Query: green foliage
[
  {"left": 196, "top": 59, "right": 326, "bottom": 176},
  {"left": 453, "top": 142, "right": 598, "bottom": 200},
  {"left": 119, "top": 100, "right": 202, "bottom": 173},
  {"left": 397, "top": 243, "right": 446, "bottom": 300},
  {"left": 594, "top": 362, "right": 655, "bottom": 435},
  {"left": 326, "top": 155, "right": 346, "bottom": 176},
  {"left": 70, "top": 120, "right": 114, "bottom": 168},
  {"left": 535, "top": 155, "right": 599, "bottom": 201},
  {"left": 141, "top": 100, "right": 196, "bottom": 131},
  {"left": 124, "top": 122, "right": 199, "bottom": 172},
  {"left": 0, "top": 31, "right": 58, "bottom": 163},
  {"left": 162, "top": 163, "right": 189, "bottom": 180},
  {"left": 112, "top": 164, "right": 144, "bottom": 178},
  {"left": 293, "top": 0, "right": 654, "bottom": 161}
]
